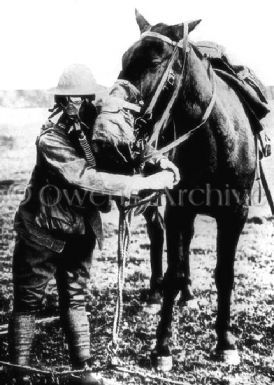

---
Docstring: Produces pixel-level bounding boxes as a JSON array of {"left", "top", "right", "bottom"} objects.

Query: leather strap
[
  {"left": 143, "top": 65, "right": 217, "bottom": 160},
  {"left": 148, "top": 23, "right": 189, "bottom": 147},
  {"left": 136, "top": 24, "right": 217, "bottom": 161},
  {"left": 141, "top": 31, "right": 185, "bottom": 48},
  {"left": 122, "top": 101, "right": 141, "bottom": 112}
]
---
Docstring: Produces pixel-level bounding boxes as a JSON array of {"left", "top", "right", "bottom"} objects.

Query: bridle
[
  {"left": 133, "top": 23, "right": 217, "bottom": 161},
  {"left": 137, "top": 27, "right": 189, "bottom": 136}
]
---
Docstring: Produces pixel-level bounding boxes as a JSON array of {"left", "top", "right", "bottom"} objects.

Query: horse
[{"left": 117, "top": 10, "right": 258, "bottom": 369}]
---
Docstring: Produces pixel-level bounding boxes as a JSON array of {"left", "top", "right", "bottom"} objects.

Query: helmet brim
[{"left": 47, "top": 87, "right": 95, "bottom": 96}]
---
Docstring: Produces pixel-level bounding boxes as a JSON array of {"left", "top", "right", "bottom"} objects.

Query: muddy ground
[{"left": 0, "top": 108, "right": 273, "bottom": 384}]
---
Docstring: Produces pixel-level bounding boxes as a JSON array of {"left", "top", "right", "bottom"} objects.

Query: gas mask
[
  {"left": 64, "top": 97, "right": 84, "bottom": 121},
  {"left": 52, "top": 96, "right": 97, "bottom": 131}
]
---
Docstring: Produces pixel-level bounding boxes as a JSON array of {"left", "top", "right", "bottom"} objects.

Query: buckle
[
  {"left": 167, "top": 71, "right": 175, "bottom": 87},
  {"left": 134, "top": 116, "right": 148, "bottom": 131}
]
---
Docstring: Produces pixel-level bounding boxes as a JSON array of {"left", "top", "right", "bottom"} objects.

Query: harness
[{"left": 135, "top": 25, "right": 217, "bottom": 162}]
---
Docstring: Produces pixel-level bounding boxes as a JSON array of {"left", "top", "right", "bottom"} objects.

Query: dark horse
[{"left": 118, "top": 11, "right": 257, "bottom": 368}]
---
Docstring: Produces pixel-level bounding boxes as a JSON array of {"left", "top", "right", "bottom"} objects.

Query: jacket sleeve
[{"left": 38, "top": 127, "right": 140, "bottom": 198}]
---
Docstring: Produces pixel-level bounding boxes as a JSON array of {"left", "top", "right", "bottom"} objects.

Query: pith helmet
[{"left": 49, "top": 64, "right": 97, "bottom": 96}]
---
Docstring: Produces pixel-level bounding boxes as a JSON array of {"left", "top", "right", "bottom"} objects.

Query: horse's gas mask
[{"left": 92, "top": 80, "right": 144, "bottom": 173}]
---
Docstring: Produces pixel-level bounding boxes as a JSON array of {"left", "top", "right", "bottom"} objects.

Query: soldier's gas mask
[
  {"left": 53, "top": 95, "right": 97, "bottom": 130},
  {"left": 65, "top": 97, "right": 83, "bottom": 119}
]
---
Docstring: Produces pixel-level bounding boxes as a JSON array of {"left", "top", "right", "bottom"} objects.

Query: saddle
[{"left": 195, "top": 41, "right": 270, "bottom": 133}]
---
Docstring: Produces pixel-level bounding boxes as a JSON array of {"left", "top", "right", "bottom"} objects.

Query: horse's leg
[
  {"left": 143, "top": 206, "right": 164, "bottom": 303},
  {"left": 214, "top": 209, "right": 247, "bottom": 363},
  {"left": 152, "top": 207, "right": 193, "bottom": 370},
  {"left": 178, "top": 212, "right": 196, "bottom": 303}
]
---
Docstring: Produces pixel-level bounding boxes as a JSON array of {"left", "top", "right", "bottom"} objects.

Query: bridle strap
[
  {"left": 139, "top": 27, "right": 189, "bottom": 122},
  {"left": 148, "top": 23, "right": 189, "bottom": 147},
  {"left": 141, "top": 31, "right": 185, "bottom": 48},
  {"left": 143, "top": 65, "right": 217, "bottom": 160},
  {"left": 135, "top": 24, "right": 217, "bottom": 162},
  {"left": 140, "top": 44, "right": 179, "bottom": 120}
]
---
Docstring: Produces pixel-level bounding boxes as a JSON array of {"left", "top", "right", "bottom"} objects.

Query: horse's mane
[{"left": 189, "top": 42, "right": 213, "bottom": 80}]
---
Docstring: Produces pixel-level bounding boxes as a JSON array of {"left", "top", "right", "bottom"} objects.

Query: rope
[
  {"left": 108, "top": 206, "right": 132, "bottom": 362},
  {"left": 108, "top": 190, "right": 162, "bottom": 363}
]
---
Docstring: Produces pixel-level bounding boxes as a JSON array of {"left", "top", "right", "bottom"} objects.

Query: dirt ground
[{"left": 0, "top": 107, "right": 273, "bottom": 384}]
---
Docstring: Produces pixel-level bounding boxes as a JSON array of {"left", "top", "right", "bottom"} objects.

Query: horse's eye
[
  {"left": 151, "top": 60, "right": 161, "bottom": 67},
  {"left": 150, "top": 60, "right": 161, "bottom": 71}
]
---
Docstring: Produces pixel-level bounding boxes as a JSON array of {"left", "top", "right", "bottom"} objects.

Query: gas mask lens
[{"left": 65, "top": 97, "right": 83, "bottom": 117}]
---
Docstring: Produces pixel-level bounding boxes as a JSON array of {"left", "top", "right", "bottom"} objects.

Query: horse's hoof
[
  {"left": 177, "top": 292, "right": 198, "bottom": 308},
  {"left": 213, "top": 349, "right": 240, "bottom": 365},
  {"left": 148, "top": 290, "right": 162, "bottom": 304},
  {"left": 178, "top": 298, "right": 199, "bottom": 310},
  {"left": 151, "top": 352, "right": 173, "bottom": 372},
  {"left": 216, "top": 331, "right": 236, "bottom": 350},
  {"left": 177, "top": 285, "right": 195, "bottom": 305},
  {"left": 141, "top": 288, "right": 162, "bottom": 313},
  {"left": 143, "top": 303, "right": 161, "bottom": 314},
  {"left": 140, "top": 289, "right": 161, "bottom": 302}
]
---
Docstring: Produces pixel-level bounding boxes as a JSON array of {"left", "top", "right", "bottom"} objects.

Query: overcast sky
[{"left": 0, "top": 0, "right": 274, "bottom": 89}]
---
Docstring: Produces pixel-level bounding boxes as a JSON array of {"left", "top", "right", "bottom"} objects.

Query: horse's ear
[
  {"left": 188, "top": 19, "right": 202, "bottom": 32},
  {"left": 173, "top": 19, "right": 202, "bottom": 40},
  {"left": 135, "top": 9, "right": 151, "bottom": 33}
]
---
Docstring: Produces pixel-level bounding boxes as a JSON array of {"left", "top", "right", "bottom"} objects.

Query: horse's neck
[{"left": 173, "top": 47, "right": 256, "bottom": 181}]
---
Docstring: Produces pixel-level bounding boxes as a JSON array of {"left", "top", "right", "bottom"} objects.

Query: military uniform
[
  {"left": 8, "top": 64, "right": 178, "bottom": 385},
  {"left": 10, "top": 118, "right": 151, "bottom": 371}
]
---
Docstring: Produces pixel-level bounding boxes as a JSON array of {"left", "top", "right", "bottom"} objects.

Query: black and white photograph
[{"left": 0, "top": 0, "right": 273, "bottom": 384}]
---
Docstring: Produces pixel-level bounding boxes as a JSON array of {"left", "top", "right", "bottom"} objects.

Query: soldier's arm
[{"left": 38, "top": 128, "right": 175, "bottom": 197}]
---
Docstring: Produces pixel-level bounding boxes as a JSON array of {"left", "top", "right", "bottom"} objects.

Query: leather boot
[{"left": 8, "top": 312, "right": 36, "bottom": 384}]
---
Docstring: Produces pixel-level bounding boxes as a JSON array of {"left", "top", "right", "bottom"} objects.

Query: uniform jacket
[{"left": 15, "top": 119, "right": 136, "bottom": 252}]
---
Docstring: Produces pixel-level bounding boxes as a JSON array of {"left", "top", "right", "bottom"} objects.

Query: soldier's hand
[
  {"left": 158, "top": 158, "right": 180, "bottom": 185},
  {"left": 141, "top": 170, "right": 177, "bottom": 191}
]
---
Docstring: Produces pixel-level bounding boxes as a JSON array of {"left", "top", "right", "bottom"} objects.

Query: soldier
[{"left": 8, "top": 64, "right": 179, "bottom": 385}]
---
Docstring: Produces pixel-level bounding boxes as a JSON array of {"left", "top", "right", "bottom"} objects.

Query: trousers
[{"left": 12, "top": 231, "right": 96, "bottom": 312}]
